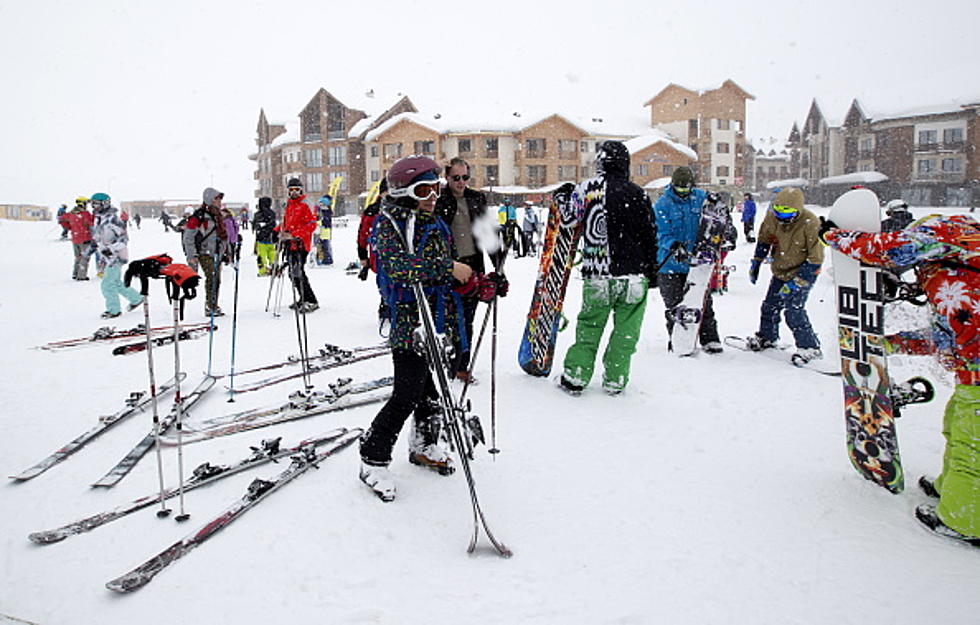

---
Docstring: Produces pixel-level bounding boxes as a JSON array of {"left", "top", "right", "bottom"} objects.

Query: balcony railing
[
  {"left": 913, "top": 171, "right": 966, "bottom": 182},
  {"left": 858, "top": 150, "right": 874, "bottom": 160},
  {"left": 915, "top": 142, "right": 939, "bottom": 152}
]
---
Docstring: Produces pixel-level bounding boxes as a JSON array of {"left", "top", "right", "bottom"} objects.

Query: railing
[
  {"left": 913, "top": 171, "right": 966, "bottom": 182},
  {"left": 915, "top": 142, "right": 939, "bottom": 152}
]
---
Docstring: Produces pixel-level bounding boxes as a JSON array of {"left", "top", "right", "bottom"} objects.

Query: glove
[
  {"left": 749, "top": 259, "right": 761, "bottom": 284},
  {"left": 818, "top": 217, "right": 839, "bottom": 246},
  {"left": 102, "top": 249, "right": 113, "bottom": 258},
  {"left": 486, "top": 272, "right": 509, "bottom": 298},
  {"left": 779, "top": 279, "right": 802, "bottom": 297},
  {"left": 705, "top": 192, "right": 721, "bottom": 205}
]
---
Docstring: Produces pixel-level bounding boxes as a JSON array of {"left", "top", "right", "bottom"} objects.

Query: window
[
  {"left": 306, "top": 172, "right": 323, "bottom": 192},
  {"left": 716, "top": 142, "right": 730, "bottom": 153},
  {"left": 716, "top": 166, "right": 730, "bottom": 177},
  {"left": 558, "top": 140, "right": 577, "bottom": 157},
  {"left": 370, "top": 145, "right": 379, "bottom": 158},
  {"left": 558, "top": 165, "right": 577, "bottom": 180},
  {"left": 918, "top": 159, "right": 934, "bottom": 173},
  {"left": 458, "top": 139, "right": 472, "bottom": 154},
  {"left": 526, "top": 165, "right": 546, "bottom": 187},
  {"left": 859, "top": 138, "right": 873, "bottom": 151},
  {"left": 943, "top": 128, "right": 964, "bottom": 145},
  {"left": 484, "top": 165, "right": 499, "bottom": 184},
  {"left": 780, "top": 166, "right": 788, "bottom": 176},
  {"left": 328, "top": 146, "right": 347, "bottom": 166},
  {"left": 414, "top": 140, "right": 435, "bottom": 155},
  {"left": 688, "top": 119, "right": 699, "bottom": 139},
  {"left": 370, "top": 170, "right": 380, "bottom": 182},
  {"left": 768, "top": 166, "right": 776, "bottom": 175},
  {"left": 717, "top": 119, "right": 730, "bottom": 130},
  {"left": 525, "top": 138, "right": 545, "bottom": 158},
  {"left": 918, "top": 129, "right": 938, "bottom": 145},
  {"left": 383, "top": 143, "right": 402, "bottom": 159},
  {"left": 485, "top": 137, "right": 498, "bottom": 157},
  {"left": 581, "top": 141, "right": 591, "bottom": 153},
  {"left": 663, "top": 165, "right": 675, "bottom": 176},
  {"left": 330, "top": 173, "right": 347, "bottom": 193},
  {"left": 942, "top": 158, "right": 963, "bottom": 172},
  {"left": 304, "top": 149, "right": 322, "bottom": 167},
  {"left": 634, "top": 164, "right": 649, "bottom": 177},
  {"left": 860, "top": 163, "right": 872, "bottom": 172}
]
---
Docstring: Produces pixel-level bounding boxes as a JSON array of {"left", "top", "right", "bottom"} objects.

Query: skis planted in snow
[
  {"left": 105, "top": 429, "right": 362, "bottom": 593},
  {"left": 9, "top": 374, "right": 186, "bottom": 482},
  {"left": 91, "top": 375, "right": 217, "bottom": 488},
  {"left": 29, "top": 428, "right": 351, "bottom": 545}
]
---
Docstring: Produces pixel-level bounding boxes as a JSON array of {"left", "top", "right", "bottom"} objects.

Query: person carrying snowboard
[
  {"left": 251, "top": 196, "right": 278, "bottom": 276},
  {"left": 654, "top": 166, "right": 723, "bottom": 354},
  {"left": 90, "top": 192, "right": 143, "bottom": 319},
  {"left": 359, "top": 155, "right": 502, "bottom": 501},
  {"left": 820, "top": 213, "right": 980, "bottom": 546},
  {"left": 558, "top": 140, "right": 658, "bottom": 396},
  {"left": 745, "top": 187, "right": 824, "bottom": 362}
]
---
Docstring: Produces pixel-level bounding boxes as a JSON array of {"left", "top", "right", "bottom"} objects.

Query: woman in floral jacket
[{"left": 822, "top": 213, "right": 980, "bottom": 545}]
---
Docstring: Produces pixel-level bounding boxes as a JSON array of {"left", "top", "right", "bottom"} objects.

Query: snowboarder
[
  {"left": 881, "top": 199, "right": 914, "bottom": 233},
  {"left": 252, "top": 196, "right": 278, "bottom": 276},
  {"left": 359, "top": 155, "right": 501, "bottom": 501},
  {"left": 278, "top": 178, "right": 318, "bottom": 313},
  {"left": 316, "top": 195, "right": 333, "bottom": 266},
  {"left": 745, "top": 187, "right": 824, "bottom": 362},
  {"left": 820, "top": 212, "right": 980, "bottom": 546},
  {"left": 654, "top": 166, "right": 723, "bottom": 354},
  {"left": 559, "top": 141, "right": 658, "bottom": 396},
  {"left": 741, "top": 192, "right": 757, "bottom": 242},
  {"left": 182, "top": 187, "right": 229, "bottom": 316},
  {"left": 498, "top": 199, "right": 518, "bottom": 253},
  {"left": 159, "top": 211, "right": 176, "bottom": 233},
  {"left": 65, "top": 198, "right": 95, "bottom": 280},
  {"left": 90, "top": 192, "right": 143, "bottom": 319}
]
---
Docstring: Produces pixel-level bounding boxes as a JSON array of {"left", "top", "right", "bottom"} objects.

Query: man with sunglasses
[
  {"left": 654, "top": 166, "right": 724, "bottom": 353},
  {"left": 436, "top": 157, "right": 502, "bottom": 382},
  {"left": 279, "top": 178, "right": 319, "bottom": 313},
  {"left": 745, "top": 187, "right": 824, "bottom": 361}
]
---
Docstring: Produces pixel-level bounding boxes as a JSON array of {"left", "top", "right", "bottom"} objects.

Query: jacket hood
[
  {"left": 203, "top": 187, "right": 223, "bottom": 206},
  {"left": 773, "top": 187, "right": 805, "bottom": 212},
  {"left": 258, "top": 196, "right": 272, "bottom": 211},
  {"left": 596, "top": 140, "right": 630, "bottom": 177}
]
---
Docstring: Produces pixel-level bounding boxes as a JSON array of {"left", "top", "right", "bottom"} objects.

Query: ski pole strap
[
  {"left": 160, "top": 263, "right": 200, "bottom": 320},
  {"left": 124, "top": 254, "right": 174, "bottom": 296}
]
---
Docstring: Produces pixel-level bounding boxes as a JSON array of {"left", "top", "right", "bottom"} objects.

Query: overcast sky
[{"left": 1, "top": 0, "right": 977, "bottom": 208}]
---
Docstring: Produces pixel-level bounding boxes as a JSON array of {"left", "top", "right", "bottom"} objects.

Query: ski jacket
[
  {"left": 92, "top": 207, "right": 130, "bottom": 267},
  {"left": 825, "top": 214, "right": 980, "bottom": 385},
  {"left": 654, "top": 186, "right": 708, "bottom": 274},
  {"left": 281, "top": 195, "right": 316, "bottom": 252},
  {"left": 182, "top": 205, "right": 228, "bottom": 259},
  {"left": 372, "top": 199, "right": 460, "bottom": 352},
  {"left": 319, "top": 206, "right": 333, "bottom": 240},
  {"left": 252, "top": 200, "right": 278, "bottom": 244},
  {"left": 742, "top": 199, "right": 757, "bottom": 223},
  {"left": 522, "top": 207, "right": 540, "bottom": 233},
  {"left": 754, "top": 208, "right": 824, "bottom": 282},
  {"left": 358, "top": 201, "right": 380, "bottom": 264},
  {"left": 435, "top": 186, "right": 493, "bottom": 273},
  {"left": 65, "top": 208, "right": 94, "bottom": 244},
  {"left": 568, "top": 165, "right": 657, "bottom": 280},
  {"left": 223, "top": 213, "right": 240, "bottom": 245}
]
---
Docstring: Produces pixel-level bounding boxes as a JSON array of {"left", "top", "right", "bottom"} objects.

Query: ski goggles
[
  {"left": 672, "top": 185, "right": 691, "bottom": 195},
  {"left": 390, "top": 179, "right": 441, "bottom": 201},
  {"left": 772, "top": 204, "right": 799, "bottom": 220}
]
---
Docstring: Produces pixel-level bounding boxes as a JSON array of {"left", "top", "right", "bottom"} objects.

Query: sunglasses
[
  {"left": 451, "top": 174, "right": 470, "bottom": 182},
  {"left": 391, "top": 179, "right": 441, "bottom": 201}
]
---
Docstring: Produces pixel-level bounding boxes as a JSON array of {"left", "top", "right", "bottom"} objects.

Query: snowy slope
[{"left": 1, "top": 210, "right": 978, "bottom": 625}]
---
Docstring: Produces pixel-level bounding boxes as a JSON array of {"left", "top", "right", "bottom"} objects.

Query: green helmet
[
  {"left": 671, "top": 167, "right": 695, "bottom": 188},
  {"left": 90, "top": 192, "right": 111, "bottom": 211},
  {"left": 91, "top": 192, "right": 110, "bottom": 202}
]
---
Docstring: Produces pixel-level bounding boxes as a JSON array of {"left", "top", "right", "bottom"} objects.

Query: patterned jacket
[
  {"left": 825, "top": 214, "right": 980, "bottom": 385},
  {"left": 373, "top": 199, "right": 460, "bottom": 352},
  {"left": 92, "top": 206, "right": 130, "bottom": 267}
]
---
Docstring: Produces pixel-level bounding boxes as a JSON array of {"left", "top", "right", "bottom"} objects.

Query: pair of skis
[
  {"left": 226, "top": 346, "right": 390, "bottom": 394},
  {"left": 35, "top": 323, "right": 211, "bottom": 351},
  {"left": 111, "top": 326, "right": 214, "bottom": 356}
]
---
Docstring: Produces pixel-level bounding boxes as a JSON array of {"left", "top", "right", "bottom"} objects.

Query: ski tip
[
  {"left": 28, "top": 531, "right": 64, "bottom": 545},
  {"left": 105, "top": 577, "right": 142, "bottom": 594}
]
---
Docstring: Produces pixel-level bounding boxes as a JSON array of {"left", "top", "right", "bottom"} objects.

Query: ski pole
[
  {"left": 141, "top": 288, "right": 172, "bottom": 518},
  {"left": 264, "top": 241, "right": 282, "bottom": 313},
  {"left": 228, "top": 245, "right": 241, "bottom": 402},
  {"left": 206, "top": 252, "right": 219, "bottom": 377},
  {"left": 287, "top": 247, "right": 312, "bottom": 391},
  {"left": 171, "top": 293, "right": 190, "bottom": 522}
]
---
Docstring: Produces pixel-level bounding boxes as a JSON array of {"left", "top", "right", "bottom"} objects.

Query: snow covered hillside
[{"left": 1, "top": 209, "right": 977, "bottom": 625}]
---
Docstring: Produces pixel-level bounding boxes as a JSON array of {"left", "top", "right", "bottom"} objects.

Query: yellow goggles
[{"left": 772, "top": 204, "right": 798, "bottom": 219}]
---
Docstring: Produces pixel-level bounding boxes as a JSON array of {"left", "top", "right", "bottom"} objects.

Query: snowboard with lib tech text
[
  {"left": 518, "top": 183, "right": 587, "bottom": 376},
  {"left": 829, "top": 188, "right": 903, "bottom": 493},
  {"left": 668, "top": 198, "right": 733, "bottom": 356}
]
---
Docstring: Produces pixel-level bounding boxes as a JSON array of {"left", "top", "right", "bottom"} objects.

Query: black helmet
[{"left": 596, "top": 140, "right": 629, "bottom": 175}]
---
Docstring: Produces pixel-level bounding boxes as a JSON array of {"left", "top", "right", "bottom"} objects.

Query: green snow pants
[
  {"left": 562, "top": 276, "right": 649, "bottom": 393},
  {"left": 935, "top": 384, "right": 980, "bottom": 538},
  {"left": 256, "top": 242, "right": 277, "bottom": 276}
]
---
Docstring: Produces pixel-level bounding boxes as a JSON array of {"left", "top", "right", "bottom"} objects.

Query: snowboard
[
  {"left": 829, "top": 188, "right": 904, "bottom": 493},
  {"left": 669, "top": 198, "right": 733, "bottom": 356},
  {"left": 518, "top": 183, "right": 586, "bottom": 376}
]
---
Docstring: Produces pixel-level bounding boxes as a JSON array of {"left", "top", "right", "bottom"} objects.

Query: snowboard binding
[{"left": 890, "top": 376, "right": 935, "bottom": 415}]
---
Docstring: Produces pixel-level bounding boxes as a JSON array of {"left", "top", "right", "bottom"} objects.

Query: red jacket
[
  {"left": 282, "top": 196, "right": 317, "bottom": 252},
  {"left": 65, "top": 209, "right": 94, "bottom": 244}
]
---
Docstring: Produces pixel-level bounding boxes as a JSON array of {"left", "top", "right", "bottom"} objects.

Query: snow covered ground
[{"left": 1, "top": 207, "right": 978, "bottom": 625}]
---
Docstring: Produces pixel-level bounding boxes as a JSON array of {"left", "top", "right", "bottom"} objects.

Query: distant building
[{"left": 0, "top": 204, "right": 50, "bottom": 221}]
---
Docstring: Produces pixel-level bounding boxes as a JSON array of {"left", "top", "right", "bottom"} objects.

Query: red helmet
[{"left": 386, "top": 156, "right": 440, "bottom": 197}]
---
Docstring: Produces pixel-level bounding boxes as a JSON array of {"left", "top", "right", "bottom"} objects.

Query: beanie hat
[{"left": 671, "top": 167, "right": 695, "bottom": 188}]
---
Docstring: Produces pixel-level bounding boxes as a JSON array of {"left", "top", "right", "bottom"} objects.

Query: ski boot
[
  {"left": 702, "top": 341, "right": 724, "bottom": 355},
  {"left": 359, "top": 463, "right": 396, "bottom": 502},
  {"left": 915, "top": 504, "right": 980, "bottom": 547},
  {"left": 918, "top": 475, "right": 940, "bottom": 499},
  {"left": 408, "top": 443, "right": 455, "bottom": 476},
  {"left": 557, "top": 375, "right": 584, "bottom": 397},
  {"left": 101, "top": 311, "right": 122, "bottom": 319}
]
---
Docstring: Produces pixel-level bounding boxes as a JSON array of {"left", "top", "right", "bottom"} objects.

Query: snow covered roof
[
  {"left": 643, "top": 177, "right": 673, "bottom": 190},
  {"left": 479, "top": 181, "right": 574, "bottom": 195},
  {"left": 624, "top": 132, "right": 697, "bottom": 161},
  {"left": 364, "top": 112, "right": 445, "bottom": 142},
  {"left": 270, "top": 122, "right": 299, "bottom": 149},
  {"left": 818, "top": 171, "right": 888, "bottom": 185},
  {"left": 765, "top": 178, "right": 808, "bottom": 190}
]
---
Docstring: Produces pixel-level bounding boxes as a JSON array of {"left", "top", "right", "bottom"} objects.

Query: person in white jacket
[{"left": 91, "top": 192, "right": 142, "bottom": 318}]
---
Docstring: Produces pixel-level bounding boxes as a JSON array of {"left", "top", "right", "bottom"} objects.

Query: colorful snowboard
[
  {"left": 669, "top": 198, "right": 734, "bottom": 356},
  {"left": 829, "top": 188, "right": 903, "bottom": 493},
  {"left": 518, "top": 184, "right": 586, "bottom": 376}
]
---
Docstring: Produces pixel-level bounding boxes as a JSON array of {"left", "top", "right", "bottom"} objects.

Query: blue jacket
[
  {"left": 742, "top": 199, "right": 756, "bottom": 223},
  {"left": 654, "top": 186, "right": 706, "bottom": 274}
]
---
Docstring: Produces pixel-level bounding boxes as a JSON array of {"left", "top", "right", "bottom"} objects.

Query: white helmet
[{"left": 885, "top": 199, "right": 909, "bottom": 215}]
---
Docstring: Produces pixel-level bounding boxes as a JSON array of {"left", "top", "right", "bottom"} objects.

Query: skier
[
  {"left": 182, "top": 187, "right": 229, "bottom": 316},
  {"left": 498, "top": 199, "right": 518, "bottom": 253},
  {"left": 160, "top": 210, "right": 175, "bottom": 233},
  {"left": 65, "top": 198, "right": 95, "bottom": 280},
  {"left": 745, "top": 187, "right": 824, "bottom": 362},
  {"left": 358, "top": 179, "right": 391, "bottom": 328},
  {"left": 90, "top": 192, "right": 143, "bottom": 319},
  {"left": 435, "top": 157, "right": 498, "bottom": 382},
  {"left": 222, "top": 206, "right": 241, "bottom": 262},
  {"left": 133, "top": 212, "right": 142, "bottom": 230},
  {"left": 881, "top": 199, "right": 914, "bottom": 232},
  {"left": 520, "top": 201, "right": 541, "bottom": 257},
  {"left": 557, "top": 141, "right": 658, "bottom": 396},
  {"left": 279, "top": 178, "right": 318, "bottom": 313},
  {"left": 57, "top": 203, "right": 70, "bottom": 239},
  {"left": 820, "top": 213, "right": 980, "bottom": 546},
  {"left": 316, "top": 195, "right": 333, "bottom": 266},
  {"left": 654, "top": 166, "right": 723, "bottom": 354},
  {"left": 251, "top": 196, "right": 278, "bottom": 277},
  {"left": 359, "top": 155, "right": 501, "bottom": 501},
  {"left": 741, "top": 192, "right": 757, "bottom": 242},
  {"left": 239, "top": 207, "right": 249, "bottom": 231}
]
